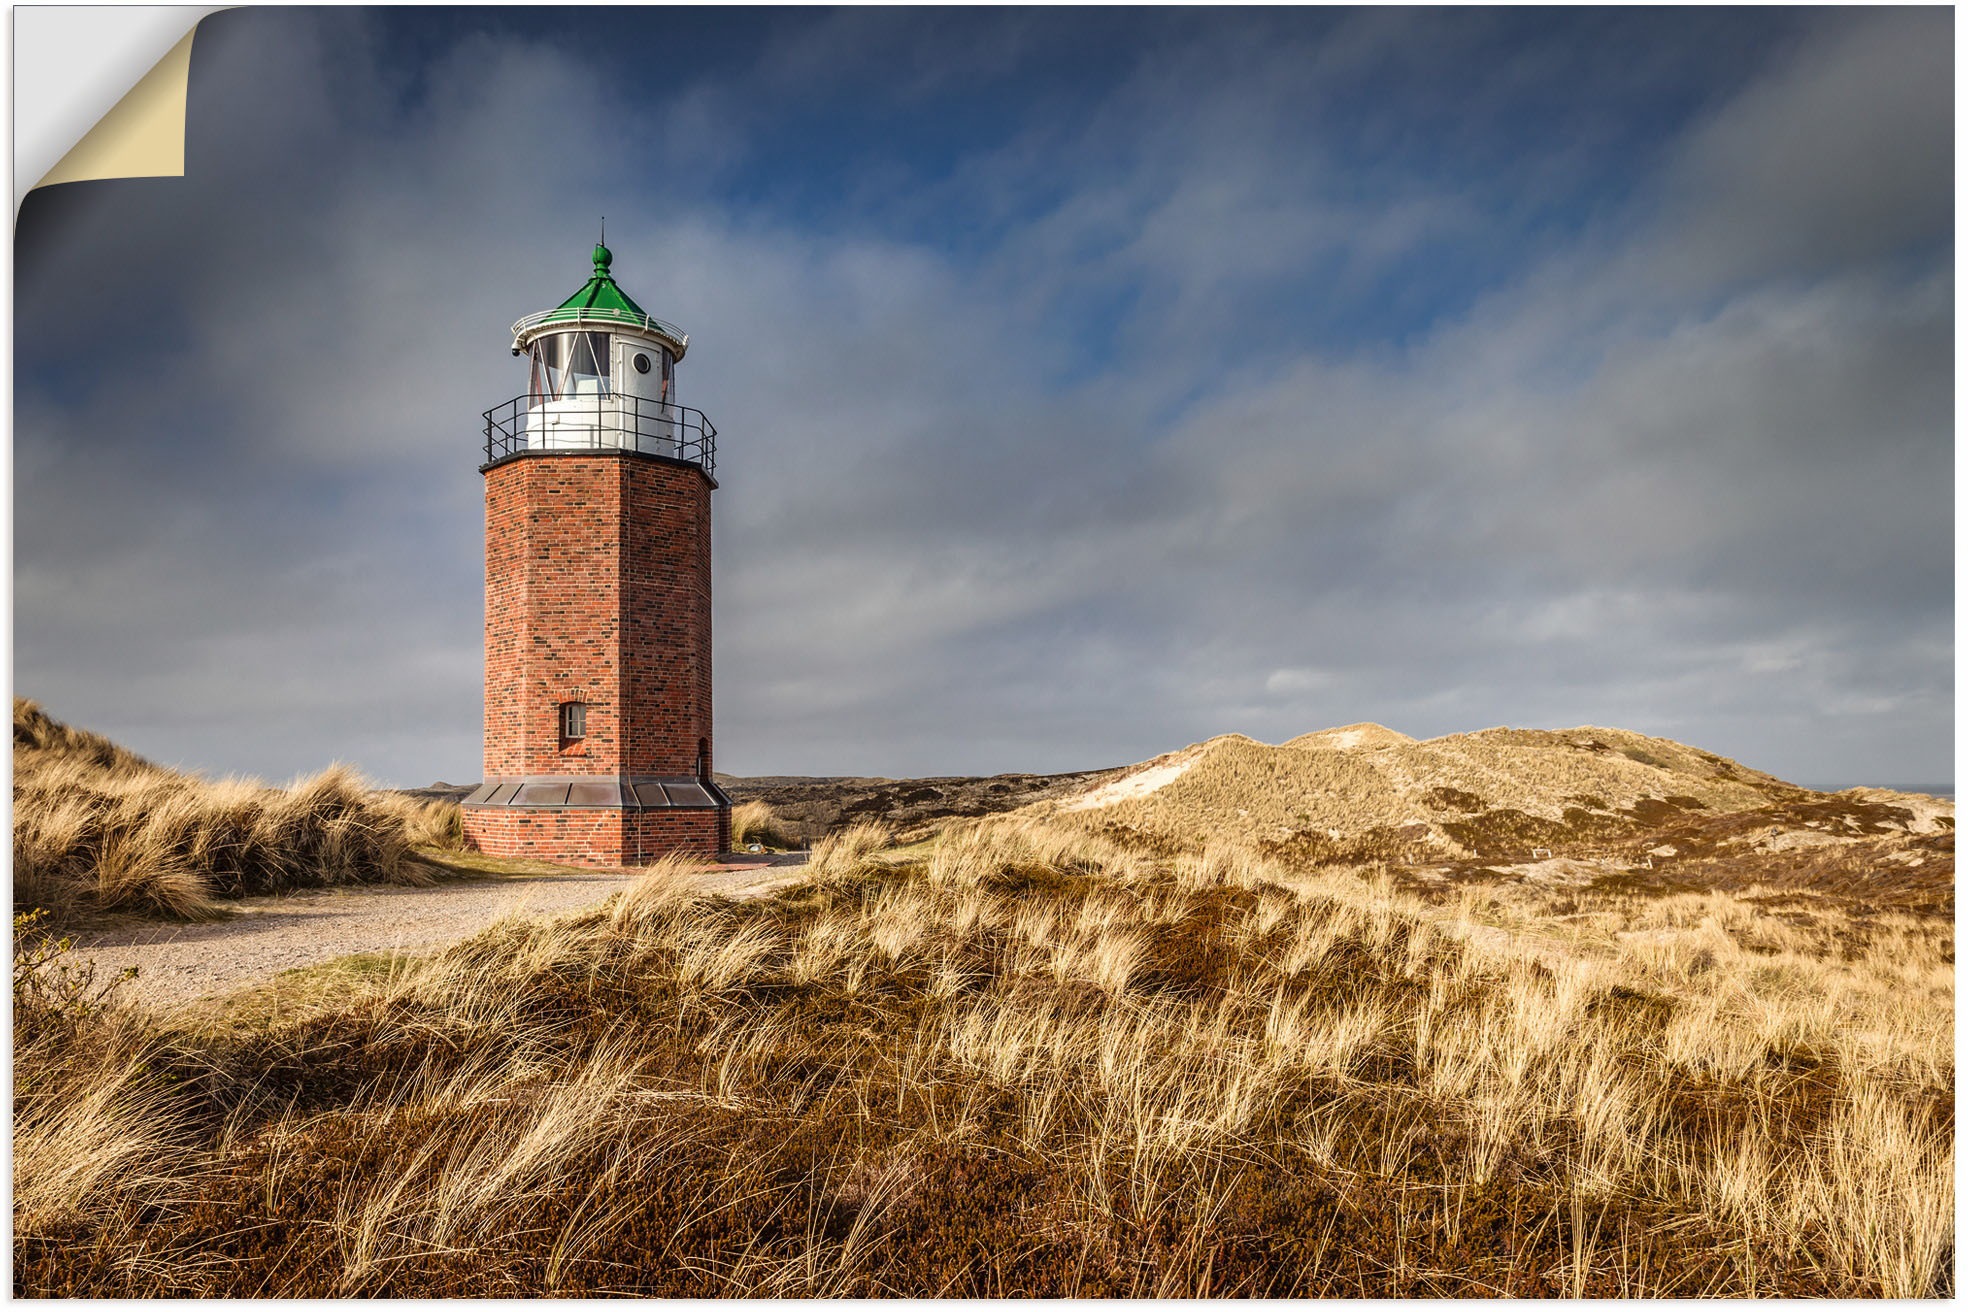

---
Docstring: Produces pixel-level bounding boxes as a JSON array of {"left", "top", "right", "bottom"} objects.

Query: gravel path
[{"left": 68, "top": 856, "right": 811, "bottom": 1012}]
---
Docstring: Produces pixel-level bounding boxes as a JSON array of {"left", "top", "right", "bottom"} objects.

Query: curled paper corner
[{"left": 31, "top": 18, "right": 202, "bottom": 194}]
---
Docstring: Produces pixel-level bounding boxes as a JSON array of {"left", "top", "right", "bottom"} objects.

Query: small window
[
  {"left": 633, "top": 352, "right": 652, "bottom": 375},
  {"left": 559, "top": 701, "right": 587, "bottom": 743}
]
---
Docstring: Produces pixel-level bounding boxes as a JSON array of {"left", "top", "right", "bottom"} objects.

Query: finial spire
[{"left": 592, "top": 219, "right": 613, "bottom": 277}]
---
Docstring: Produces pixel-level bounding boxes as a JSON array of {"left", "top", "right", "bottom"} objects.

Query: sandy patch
[
  {"left": 1492, "top": 857, "right": 1616, "bottom": 887},
  {"left": 1064, "top": 754, "right": 1197, "bottom": 810},
  {"left": 1839, "top": 787, "right": 1955, "bottom": 835},
  {"left": 67, "top": 858, "right": 811, "bottom": 1011},
  {"left": 1287, "top": 723, "right": 1418, "bottom": 752}
]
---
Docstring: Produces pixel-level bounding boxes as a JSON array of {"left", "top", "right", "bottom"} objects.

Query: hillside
[
  {"left": 718, "top": 769, "right": 1120, "bottom": 845},
  {"left": 13, "top": 701, "right": 460, "bottom": 923},
  {"left": 1036, "top": 723, "right": 1953, "bottom": 912},
  {"left": 14, "top": 712, "right": 1955, "bottom": 1295}
]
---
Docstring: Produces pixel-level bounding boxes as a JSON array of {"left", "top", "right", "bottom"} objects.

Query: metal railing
[
  {"left": 510, "top": 306, "right": 689, "bottom": 349},
  {"left": 482, "top": 393, "right": 717, "bottom": 474}
]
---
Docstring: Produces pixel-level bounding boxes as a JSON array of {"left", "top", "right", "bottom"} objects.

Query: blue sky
[{"left": 14, "top": 7, "right": 1954, "bottom": 787}]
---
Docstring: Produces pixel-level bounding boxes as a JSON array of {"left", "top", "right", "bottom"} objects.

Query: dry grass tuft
[
  {"left": 13, "top": 813, "right": 1952, "bottom": 1296},
  {"left": 370, "top": 792, "right": 467, "bottom": 850},
  {"left": 806, "top": 819, "right": 894, "bottom": 882},
  {"left": 610, "top": 852, "right": 718, "bottom": 933},
  {"left": 13, "top": 912, "right": 207, "bottom": 1240},
  {"left": 13, "top": 700, "right": 463, "bottom": 924},
  {"left": 730, "top": 800, "right": 794, "bottom": 850}
]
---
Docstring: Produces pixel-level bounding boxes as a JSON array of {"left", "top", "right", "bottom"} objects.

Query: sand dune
[{"left": 1034, "top": 722, "right": 1952, "bottom": 908}]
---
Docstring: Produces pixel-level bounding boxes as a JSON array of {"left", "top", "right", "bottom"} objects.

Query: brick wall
[
  {"left": 474, "top": 449, "right": 725, "bottom": 867},
  {"left": 620, "top": 458, "right": 714, "bottom": 775},
  {"left": 462, "top": 806, "right": 724, "bottom": 866},
  {"left": 481, "top": 452, "right": 714, "bottom": 778}
]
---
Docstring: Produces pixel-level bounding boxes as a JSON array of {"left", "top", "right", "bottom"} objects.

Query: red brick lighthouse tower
[{"left": 461, "top": 242, "right": 731, "bottom": 865}]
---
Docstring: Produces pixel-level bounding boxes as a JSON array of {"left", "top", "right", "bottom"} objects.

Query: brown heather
[
  {"left": 13, "top": 700, "right": 462, "bottom": 924},
  {"left": 14, "top": 811, "right": 1952, "bottom": 1296}
]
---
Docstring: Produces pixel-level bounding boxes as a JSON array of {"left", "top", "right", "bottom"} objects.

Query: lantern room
[{"left": 482, "top": 243, "right": 717, "bottom": 472}]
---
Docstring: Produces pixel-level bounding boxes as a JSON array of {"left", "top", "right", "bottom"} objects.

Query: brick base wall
[{"left": 462, "top": 806, "right": 729, "bottom": 868}]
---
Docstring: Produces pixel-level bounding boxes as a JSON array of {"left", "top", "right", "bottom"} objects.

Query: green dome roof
[
  {"left": 509, "top": 243, "right": 689, "bottom": 358},
  {"left": 556, "top": 242, "right": 650, "bottom": 320}
]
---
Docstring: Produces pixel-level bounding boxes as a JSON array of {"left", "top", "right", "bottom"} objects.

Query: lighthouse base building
[{"left": 461, "top": 243, "right": 731, "bottom": 866}]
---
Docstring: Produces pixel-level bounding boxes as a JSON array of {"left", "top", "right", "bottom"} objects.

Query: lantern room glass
[{"left": 528, "top": 331, "right": 611, "bottom": 398}]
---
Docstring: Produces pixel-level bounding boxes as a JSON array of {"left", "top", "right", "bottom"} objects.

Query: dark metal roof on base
[{"left": 462, "top": 775, "right": 733, "bottom": 811}]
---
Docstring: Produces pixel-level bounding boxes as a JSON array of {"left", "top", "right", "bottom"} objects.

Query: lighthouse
[{"left": 460, "top": 242, "right": 731, "bottom": 865}]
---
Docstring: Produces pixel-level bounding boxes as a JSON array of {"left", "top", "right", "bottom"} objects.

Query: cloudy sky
[{"left": 14, "top": 7, "right": 1954, "bottom": 788}]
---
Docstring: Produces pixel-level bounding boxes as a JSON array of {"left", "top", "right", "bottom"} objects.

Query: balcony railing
[{"left": 482, "top": 393, "right": 717, "bottom": 475}]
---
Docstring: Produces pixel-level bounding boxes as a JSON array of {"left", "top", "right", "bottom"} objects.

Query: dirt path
[{"left": 68, "top": 855, "right": 811, "bottom": 1012}]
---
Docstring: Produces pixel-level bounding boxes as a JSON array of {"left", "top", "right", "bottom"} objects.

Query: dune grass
[
  {"left": 13, "top": 700, "right": 462, "bottom": 924},
  {"left": 730, "top": 800, "right": 797, "bottom": 851},
  {"left": 13, "top": 814, "right": 1951, "bottom": 1296}
]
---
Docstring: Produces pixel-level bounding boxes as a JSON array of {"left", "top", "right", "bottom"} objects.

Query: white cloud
[{"left": 1265, "top": 668, "right": 1336, "bottom": 696}]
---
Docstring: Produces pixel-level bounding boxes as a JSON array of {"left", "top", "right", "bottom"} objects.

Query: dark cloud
[
  {"left": 1662, "top": 8, "right": 1953, "bottom": 285},
  {"left": 13, "top": 7, "right": 1952, "bottom": 789}
]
